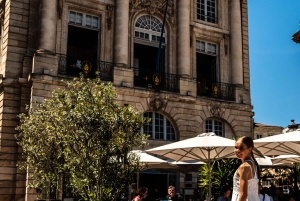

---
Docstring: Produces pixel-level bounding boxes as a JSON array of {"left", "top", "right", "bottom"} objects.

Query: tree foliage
[
  {"left": 198, "top": 158, "right": 241, "bottom": 201},
  {"left": 16, "top": 76, "right": 149, "bottom": 201}
]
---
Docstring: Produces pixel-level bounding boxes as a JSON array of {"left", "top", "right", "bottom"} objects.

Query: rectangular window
[
  {"left": 197, "top": 0, "right": 218, "bottom": 24},
  {"left": 257, "top": 135, "right": 262, "bottom": 139},
  {"left": 196, "top": 40, "right": 217, "bottom": 55},
  {"left": 69, "top": 11, "right": 99, "bottom": 29}
]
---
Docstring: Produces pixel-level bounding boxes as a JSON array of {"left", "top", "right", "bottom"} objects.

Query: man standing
[{"left": 166, "top": 185, "right": 184, "bottom": 201}]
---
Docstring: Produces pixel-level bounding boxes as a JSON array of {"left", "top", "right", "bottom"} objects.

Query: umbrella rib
[
  {"left": 256, "top": 142, "right": 298, "bottom": 155},
  {"left": 173, "top": 148, "right": 200, "bottom": 161},
  {"left": 211, "top": 146, "right": 235, "bottom": 160}
]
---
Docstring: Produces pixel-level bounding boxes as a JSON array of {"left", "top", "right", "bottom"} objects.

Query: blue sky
[{"left": 248, "top": 0, "right": 300, "bottom": 127}]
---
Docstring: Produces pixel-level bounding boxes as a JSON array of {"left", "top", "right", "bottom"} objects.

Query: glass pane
[
  {"left": 135, "top": 31, "right": 139, "bottom": 37},
  {"left": 143, "top": 112, "right": 153, "bottom": 138},
  {"left": 76, "top": 13, "right": 83, "bottom": 24},
  {"left": 200, "top": 41, "right": 205, "bottom": 52},
  {"left": 86, "top": 15, "right": 92, "bottom": 27},
  {"left": 152, "top": 35, "right": 156, "bottom": 41},
  {"left": 140, "top": 32, "right": 144, "bottom": 38},
  {"left": 92, "top": 17, "right": 99, "bottom": 28},
  {"left": 69, "top": 11, "right": 76, "bottom": 23},
  {"left": 206, "top": 119, "right": 213, "bottom": 132}
]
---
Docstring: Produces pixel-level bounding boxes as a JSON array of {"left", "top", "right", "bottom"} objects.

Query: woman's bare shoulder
[{"left": 238, "top": 163, "right": 251, "bottom": 173}]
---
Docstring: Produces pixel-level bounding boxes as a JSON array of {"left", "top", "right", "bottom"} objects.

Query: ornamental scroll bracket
[{"left": 129, "top": 0, "right": 175, "bottom": 25}]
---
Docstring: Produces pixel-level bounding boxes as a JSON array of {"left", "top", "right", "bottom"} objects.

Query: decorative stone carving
[
  {"left": 209, "top": 105, "right": 225, "bottom": 118},
  {"left": 129, "top": 0, "right": 174, "bottom": 25},
  {"left": 149, "top": 95, "right": 165, "bottom": 111}
]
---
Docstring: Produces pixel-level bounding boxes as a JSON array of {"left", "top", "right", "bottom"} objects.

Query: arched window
[
  {"left": 143, "top": 112, "right": 176, "bottom": 141},
  {"left": 134, "top": 15, "right": 166, "bottom": 44},
  {"left": 206, "top": 119, "right": 223, "bottom": 136}
]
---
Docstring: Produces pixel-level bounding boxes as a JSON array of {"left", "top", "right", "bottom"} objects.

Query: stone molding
[{"left": 129, "top": 0, "right": 174, "bottom": 25}]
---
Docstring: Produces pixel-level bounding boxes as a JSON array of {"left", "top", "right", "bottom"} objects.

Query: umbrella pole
[
  {"left": 137, "top": 172, "right": 140, "bottom": 189},
  {"left": 208, "top": 151, "right": 211, "bottom": 201}
]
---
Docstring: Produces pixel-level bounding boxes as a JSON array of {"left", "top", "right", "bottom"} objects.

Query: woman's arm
[{"left": 238, "top": 164, "right": 251, "bottom": 201}]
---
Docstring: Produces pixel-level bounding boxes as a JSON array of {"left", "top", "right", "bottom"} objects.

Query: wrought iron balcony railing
[
  {"left": 58, "top": 55, "right": 114, "bottom": 81},
  {"left": 197, "top": 81, "right": 235, "bottom": 101},
  {"left": 133, "top": 67, "right": 180, "bottom": 92}
]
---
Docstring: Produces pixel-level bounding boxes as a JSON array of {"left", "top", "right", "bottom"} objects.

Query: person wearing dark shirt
[
  {"left": 217, "top": 187, "right": 231, "bottom": 201},
  {"left": 276, "top": 187, "right": 295, "bottom": 201},
  {"left": 166, "top": 185, "right": 184, "bottom": 201}
]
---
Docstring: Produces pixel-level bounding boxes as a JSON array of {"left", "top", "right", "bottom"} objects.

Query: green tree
[
  {"left": 198, "top": 158, "right": 241, "bottom": 201},
  {"left": 16, "top": 76, "right": 149, "bottom": 201}
]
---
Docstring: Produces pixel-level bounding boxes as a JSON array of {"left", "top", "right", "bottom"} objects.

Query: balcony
[
  {"left": 58, "top": 54, "right": 114, "bottom": 81},
  {"left": 133, "top": 67, "right": 180, "bottom": 92},
  {"left": 197, "top": 81, "right": 235, "bottom": 101}
]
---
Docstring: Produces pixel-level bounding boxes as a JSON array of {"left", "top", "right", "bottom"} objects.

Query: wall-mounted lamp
[
  {"left": 43, "top": 69, "right": 50, "bottom": 75},
  {"left": 121, "top": 81, "right": 127, "bottom": 87}
]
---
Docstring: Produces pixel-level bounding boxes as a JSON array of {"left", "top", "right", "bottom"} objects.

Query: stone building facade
[
  {"left": 0, "top": 0, "right": 253, "bottom": 200},
  {"left": 253, "top": 123, "right": 283, "bottom": 139}
]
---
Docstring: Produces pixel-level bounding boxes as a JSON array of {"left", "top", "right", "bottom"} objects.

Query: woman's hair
[
  {"left": 222, "top": 187, "right": 231, "bottom": 195},
  {"left": 238, "top": 136, "right": 260, "bottom": 180},
  {"left": 138, "top": 186, "right": 148, "bottom": 196}
]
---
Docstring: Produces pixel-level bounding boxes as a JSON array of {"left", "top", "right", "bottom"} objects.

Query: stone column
[
  {"left": 114, "top": 0, "right": 129, "bottom": 67},
  {"left": 177, "top": 0, "right": 190, "bottom": 77},
  {"left": 37, "top": 0, "right": 57, "bottom": 54},
  {"left": 230, "top": 0, "right": 243, "bottom": 85}
]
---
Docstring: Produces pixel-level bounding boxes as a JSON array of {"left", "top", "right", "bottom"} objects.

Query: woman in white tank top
[{"left": 232, "top": 136, "right": 260, "bottom": 201}]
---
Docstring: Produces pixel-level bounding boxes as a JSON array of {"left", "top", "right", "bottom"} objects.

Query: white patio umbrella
[
  {"left": 254, "top": 130, "right": 300, "bottom": 156},
  {"left": 130, "top": 150, "right": 177, "bottom": 170},
  {"left": 271, "top": 155, "right": 300, "bottom": 164},
  {"left": 145, "top": 132, "right": 263, "bottom": 200},
  {"left": 256, "top": 156, "right": 273, "bottom": 166},
  {"left": 169, "top": 160, "right": 205, "bottom": 173}
]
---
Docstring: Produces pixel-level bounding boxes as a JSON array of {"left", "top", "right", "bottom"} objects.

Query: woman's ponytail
[{"left": 251, "top": 151, "right": 260, "bottom": 180}]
